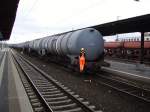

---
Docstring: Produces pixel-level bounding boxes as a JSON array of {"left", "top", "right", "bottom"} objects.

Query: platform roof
[
  {"left": 92, "top": 14, "right": 150, "bottom": 36},
  {"left": 0, "top": 0, "right": 19, "bottom": 40},
  {"left": 55, "top": 14, "right": 150, "bottom": 37}
]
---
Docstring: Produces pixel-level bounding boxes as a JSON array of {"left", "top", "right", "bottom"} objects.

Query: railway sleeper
[
  {"left": 54, "top": 107, "right": 82, "bottom": 112},
  {"left": 29, "top": 95, "right": 37, "bottom": 99},
  {"left": 27, "top": 92, "right": 35, "bottom": 96},
  {"left": 34, "top": 106, "right": 44, "bottom": 112},
  {"left": 35, "top": 83, "right": 52, "bottom": 86},
  {"left": 32, "top": 102, "right": 42, "bottom": 107},
  {"left": 46, "top": 96, "right": 68, "bottom": 101},
  {"left": 50, "top": 103, "right": 77, "bottom": 110},
  {"left": 36, "top": 85, "right": 55, "bottom": 88},
  {"left": 47, "top": 99, "right": 72, "bottom": 105},
  {"left": 37, "top": 86, "right": 57, "bottom": 90},
  {"left": 40, "top": 90, "right": 61, "bottom": 94},
  {"left": 26, "top": 89, "right": 33, "bottom": 93},
  {"left": 30, "top": 98, "right": 40, "bottom": 103},
  {"left": 48, "top": 100, "right": 75, "bottom": 107},
  {"left": 42, "top": 93, "right": 64, "bottom": 98},
  {"left": 33, "top": 80, "right": 49, "bottom": 83}
]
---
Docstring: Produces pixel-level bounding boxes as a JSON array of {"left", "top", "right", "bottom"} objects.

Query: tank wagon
[{"left": 12, "top": 28, "right": 104, "bottom": 72}]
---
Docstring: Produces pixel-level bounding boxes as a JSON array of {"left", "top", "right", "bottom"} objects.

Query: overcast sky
[{"left": 8, "top": 0, "right": 150, "bottom": 43}]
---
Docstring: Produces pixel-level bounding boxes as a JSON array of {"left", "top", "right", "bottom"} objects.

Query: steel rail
[
  {"left": 11, "top": 51, "right": 53, "bottom": 112},
  {"left": 96, "top": 72, "right": 150, "bottom": 103}
]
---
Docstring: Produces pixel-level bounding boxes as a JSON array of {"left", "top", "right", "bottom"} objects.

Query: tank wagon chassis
[{"left": 12, "top": 28, "right": 104, "bottom": 72}]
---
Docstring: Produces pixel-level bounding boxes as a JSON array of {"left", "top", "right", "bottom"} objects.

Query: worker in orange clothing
[{"left": 79, "top": 48, "right": 86, "bottom": 72}]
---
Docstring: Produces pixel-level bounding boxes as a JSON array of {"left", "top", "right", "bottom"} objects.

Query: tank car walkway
[
  {"left": 0, "top": 49, "right": 33, "bottom": 112},
  {"left": 104, "top": 59, "right": 150, "bottom": 79}
]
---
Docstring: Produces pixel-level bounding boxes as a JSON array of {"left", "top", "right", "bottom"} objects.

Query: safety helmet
[{"left": 81, "top": 48, "right": 84, "bottom": 51}]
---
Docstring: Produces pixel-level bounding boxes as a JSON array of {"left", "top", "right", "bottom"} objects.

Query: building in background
[{"left": 104, "top": 32, "right": 150, "bottom": 42}]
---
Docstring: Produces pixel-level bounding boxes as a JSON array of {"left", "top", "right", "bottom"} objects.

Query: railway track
[
  {"left": 17, "top": 50, "right": 150, "bottom": 103},
  {"left": 11, "top": 51, "right": 102, "bottom": 112},
  {"left": 96, "top": 71, "right": 150, "bottom": 103}
]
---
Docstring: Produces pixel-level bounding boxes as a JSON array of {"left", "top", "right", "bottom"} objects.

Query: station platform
[
  {"left": 105, "top": 59, "right": 150, "bottom": 77},
  {"left": 103, "top": 59, "right": 150, "bottom": 85},
  {"left": 0, "top": 49, "right": 33, "bottom": 112}
]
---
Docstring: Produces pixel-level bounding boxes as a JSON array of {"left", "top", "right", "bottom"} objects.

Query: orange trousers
[{"left": 79, "top": 55, "right": 85, "bottom": 72}]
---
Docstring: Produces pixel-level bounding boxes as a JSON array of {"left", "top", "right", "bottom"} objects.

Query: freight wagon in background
[{"left": 104, "top": 35, "right": 150, "bottom": 61}]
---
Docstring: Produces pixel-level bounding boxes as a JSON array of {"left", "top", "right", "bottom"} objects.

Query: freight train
[
  {"left": 11, "top": 28, "right": 104, "bottom": 72},
  {"left": 104, "top": 41, "right": 150, "bottom": 61}
]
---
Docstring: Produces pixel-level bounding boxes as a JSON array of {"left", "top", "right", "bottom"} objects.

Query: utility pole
[
  {"left": 140, "top": 32, "right": 144, "bottom": 64},
  {"left": 116, "top": 16, "right": 120, "bottom": 41}
]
